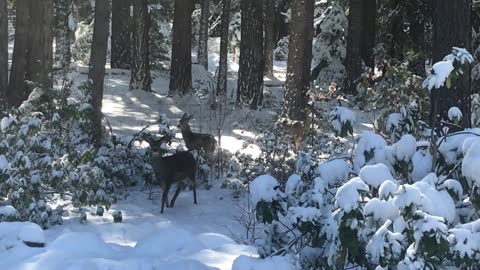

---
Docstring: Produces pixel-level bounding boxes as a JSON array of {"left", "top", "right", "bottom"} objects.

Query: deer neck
[{"left": 181, "top": 126, "right": 194, "bottom": 140}]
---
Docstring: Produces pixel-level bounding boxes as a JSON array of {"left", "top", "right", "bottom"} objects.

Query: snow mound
[
  {"left": 395, "top": 134, "right": 417, "bottom": 162},
  {"left": 285, "top": 174, "right": 301, "bottom": 195},
  {"left": 249, "top": 175, "right": 281, "bottom": 205},
  {"left": 232, "top": 255, "right": 294, "bottom": 270},
  {"left": 354, "top": 132, "right": 387, "bottom": 171},
  {"left": 379, "top": 180, "right": 399, "bottom": 200},
  {"left": 359, "top": 163, "right": 394, "bottom": 189},
  {"left": 448, "top": 107, "right": 463, "bottom": 121},
  {"left": 335, "top": 177, "right": 369, "bottom": 213}
]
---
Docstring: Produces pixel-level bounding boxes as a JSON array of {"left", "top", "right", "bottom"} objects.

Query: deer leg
[
  {"left": 170, "top": 182, "right": 185, "bottom": 208},
  {"left": 191, "top": 172, "right": 198, "bottom": 204},
  {"left": 161, "top": 184, "right": 171, "bottom": 214}
]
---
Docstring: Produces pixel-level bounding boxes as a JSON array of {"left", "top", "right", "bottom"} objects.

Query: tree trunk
[
  {"left": 130, "top": 0, "right": 152, "bottom": 91},
  {"left": 0, "top": 0, "right": 7, "bottom": 100},
  {"left": 8, "top": 0, "right": 30, "bottom": 106},
  {"left": 432, "top": 0, "right": 472, "bottom": 127},
  {"left": 236, "top": 0, "right": 264, "bottom": 109},
  {"left": 198, "top": 0, "right": 209, "bottom": 70},
  {"left": 361, "top": 0, "right": 375, "bottom": 69},
  {"left": 264, "top": 0, "right": 275, "bottom": 77},
  {"left": 26, "top": 0, "right": 54, "bottom": 93},
  {"left": 406, "top": 0, "right": 426, "bottom": 76},
  {"left": 88, "top": 0, "right": 110, "bottom": 147},
  {"left": 284, "top": 0, "right": 314, "bottom": 121},
  {"left": 343, "top": 0, "right": 364, "bottom": 94},
  {"left": 216, "top": 0, "right": 230, "bottom": 97},
  {"left": 111, "top": 0, "right": 131, "bottom": 69},
  {"left": 55, "top": 0, "right": 73, "bottom": 77},
  {"left": 169, "top": 0, "right": 194, "bottom": 96}
]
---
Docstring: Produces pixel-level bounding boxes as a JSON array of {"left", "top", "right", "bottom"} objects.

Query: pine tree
[
  {"left": 198, "top": 0, "right": 209, "bottom": 70},
  {"left": 237, "top": 0, "right": 264, "bottom": 109},
  {"left": 431, "top": 0, "right": 472, "bottom": 127},
  {"left": 283, "top": 0, "right": 314, "bottom": 120},
  {"left": 169, "top": 0, "right": 194, "bottom": 96},
  {"left": 216, "top": 0, "right": 231, "bottom": 97},
  {"left": 111, "top": 0, "right": 131, "bottom": 69},
  {"left": 130, "top": 0, "right": 152, "bottom": 91},
  {"left": 88, "top": 0, "right": 110, "bottom": 146},
  {"left": 0, "top": 0, "right": 7, "bottom": 100}
]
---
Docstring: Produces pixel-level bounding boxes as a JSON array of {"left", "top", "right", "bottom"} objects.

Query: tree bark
[
  {"left": 75, "top": 0, "right": 93, "bottom": 22},
  {"left": 169, "top": 0, "right": 194, "bottom": 96},
  {"left": 432, "top": 0, "right": 472, "bottom": 127},
  {"left": 283, "top": 0, "right": 314, "bottom": 121},
  {"left": 361, "top": 0, "right": 375, "bottom": 69},
  {"left": 111, "top": 0, "right": 131, "bottom": 69},
  {"left": 55, "top": 0, "right": 73, "bottom": 77},
  {"left": 88, "top": 0, "right": 110, "bottom": 147},
  {"left": 0, "top": 0, "right": 7, "bottom": 100},
  {"left": 236, "top": 0, "right": 264, "bottom": 109},
  {"left": 264, "top": 0, "right": 275, "bottom": 77},
  {"left": 26, "top": 0, "right": 54, "bottom": 92},
  {"left": 8, "top": 0, "right": 30, "bottom": 106},
  {"left": 130, "top": 0, "right": 152, "bottom": 91},
  {"left": 216, "top": 0, "right": 230, "bottom": 97},
  {"left": 198, "top": 0, "right": 209, "bottom": 70},
  {"left": 344, "top": 0, "right": 365, "bottom": 94}
]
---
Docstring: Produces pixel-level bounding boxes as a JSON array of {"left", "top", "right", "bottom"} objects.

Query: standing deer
[
  {"left": 178, "top": 113, "right": 217, "bottom": 156},
  {"left": 149, "top": 150, "right": 197, "bottom": 214}
]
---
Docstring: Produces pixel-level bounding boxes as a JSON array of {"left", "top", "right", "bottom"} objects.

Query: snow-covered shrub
[
  {"left": 0, "top": 82, "right": 152, "bottom": 228},
  {"left": 71, "top": 20, "right": 93, "bottom": 64},
  {"left": 250, "top": 126, "right": 480, "bottom": 269},
  {"left": 311, "top": 3, "right": 347, "bottom": 86},
  {"left": 274, "top": 37, "right": 289, "bottom": 61},
  {"left": 329, "top": 106, "right": 355, "bottom": 137}
]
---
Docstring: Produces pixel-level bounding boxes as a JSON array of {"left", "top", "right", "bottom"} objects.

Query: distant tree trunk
[
  {"left": 8, "top": 0, "right": 30, "bottom": 106},
  {"left": 237, "top": 0, "right": 264, "bottom": 109},
  {"left": 264, "top": 0, "right": 275, "bottom": 77},
  {"left": 111, "top": 0, "right": 131, "bottom": 69},
  {"left": 361, "top": 0, "right": 375, "bottom": 69},
  {"left": 55, "top": 0, "right": 73, "bottom": 77},
  {"left": 130, "top": 0, "right": 152, "bottom": 91},
  {"left": 284, "top": 0, "right": 314, "bottom": 120},
  {"left": 216, "top": 0, "right": 230, "bottom": 97},
  {"left": 198, "top": 0, "right": 209, "bottom": 70},
  {"left": 88, "top": 0, "right": 110, "bottom": 147},
  {"left": 343, "top": 0, "right": 364, "bottom": 94},
  {"left": 0, "top": 0, "right": 7, "bottom": 100},
  {"left": 169, "top": 0, "right": 194, "bottom": 96},
  {"left": 407, "top": 0, "right": 426, "bottom": 76},
  {"left": 274, "top": 0, "right": 290, "bottom": 43},
  {"left": 387, "top": 0, "right": 403, "bottom": 61},
  {"left": 432, "top": 0, "right": 472, "bottom": 127}
]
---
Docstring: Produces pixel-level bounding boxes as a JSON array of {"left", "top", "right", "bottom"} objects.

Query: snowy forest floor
[{"left": 2, "top": 41, "right": 374, "bottom": 270}]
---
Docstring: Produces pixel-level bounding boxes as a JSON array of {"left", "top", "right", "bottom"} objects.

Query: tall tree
[
  {"left": 283, "top": 0, "right": 314, "bottom": 120},
  {"left": 216, "top": 0, "right": 231, "bottom": 97},
  {"left": 111, "top": 0, "right": 131, "bottom": 69},
  {"left": 431, "top": 0, "right": 472, "bottom": 127},
  {"left": 75, "top": 0, "right": 93, "bottom": 22},
  {"left": 343, "top": 0, "right": 376, "bottom": 94},
  {"left": 8, "top": 0, "right": 30, "bottom": 106},
  {"left": 169, "top": 0, "right": 194, "bottom": 96},
  {"left": 130, "top": 0, "right": 152, "bottom": 91},
  {"left": 264, "top": 0, "right": 275, "bottom": 77},
  {"left": 88, "top": 0, "right": 110, "bottom": 146},
  {"left": 198, "top": 0, "right": 209, "bottom": 70},
  {"left": 0, "top": 0, "right": 7, "bottom": 100},
  {"left": 26, "top": 0, "right": 54, "bottom": 91},
  {"left": 236, "top": 0, "right": 264, "bottom": 109},
  {"left": 55, "top": 0, "right": 74, "bottom": 77}
]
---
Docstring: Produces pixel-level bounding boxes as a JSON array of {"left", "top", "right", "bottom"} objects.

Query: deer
[
  {"left": 177, "top": 113, "right": 217, "bottom": 157},
  {"left": 150, "top": 151, "right": 197, "bottom": 214}
]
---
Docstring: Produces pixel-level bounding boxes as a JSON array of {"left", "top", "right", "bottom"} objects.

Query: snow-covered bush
[
  {"left": 250, "top": 127, "right": 480, "bottom": 269},
  {"left": 329, "top": 106, "right": 355, "bottom": 137},
  {"left": 312, "top": 2, "right": 347, "bottom": 86},
  {"left": 71, "top": 20, "right": 93, "bottom": 64},
  {"left": 274, "top": 37, "right": 289, "bottom": 61},
  {"left": 0, "top": 82, "right": 153, "bottom": 228}
]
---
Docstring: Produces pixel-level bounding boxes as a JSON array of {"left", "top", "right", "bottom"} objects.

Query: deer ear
[
  {"left": 181, "top": 113, "right": 188, "bottom": 119},
  {"left": 188, "top": 114, "right": 194, "bottom": 120}
]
